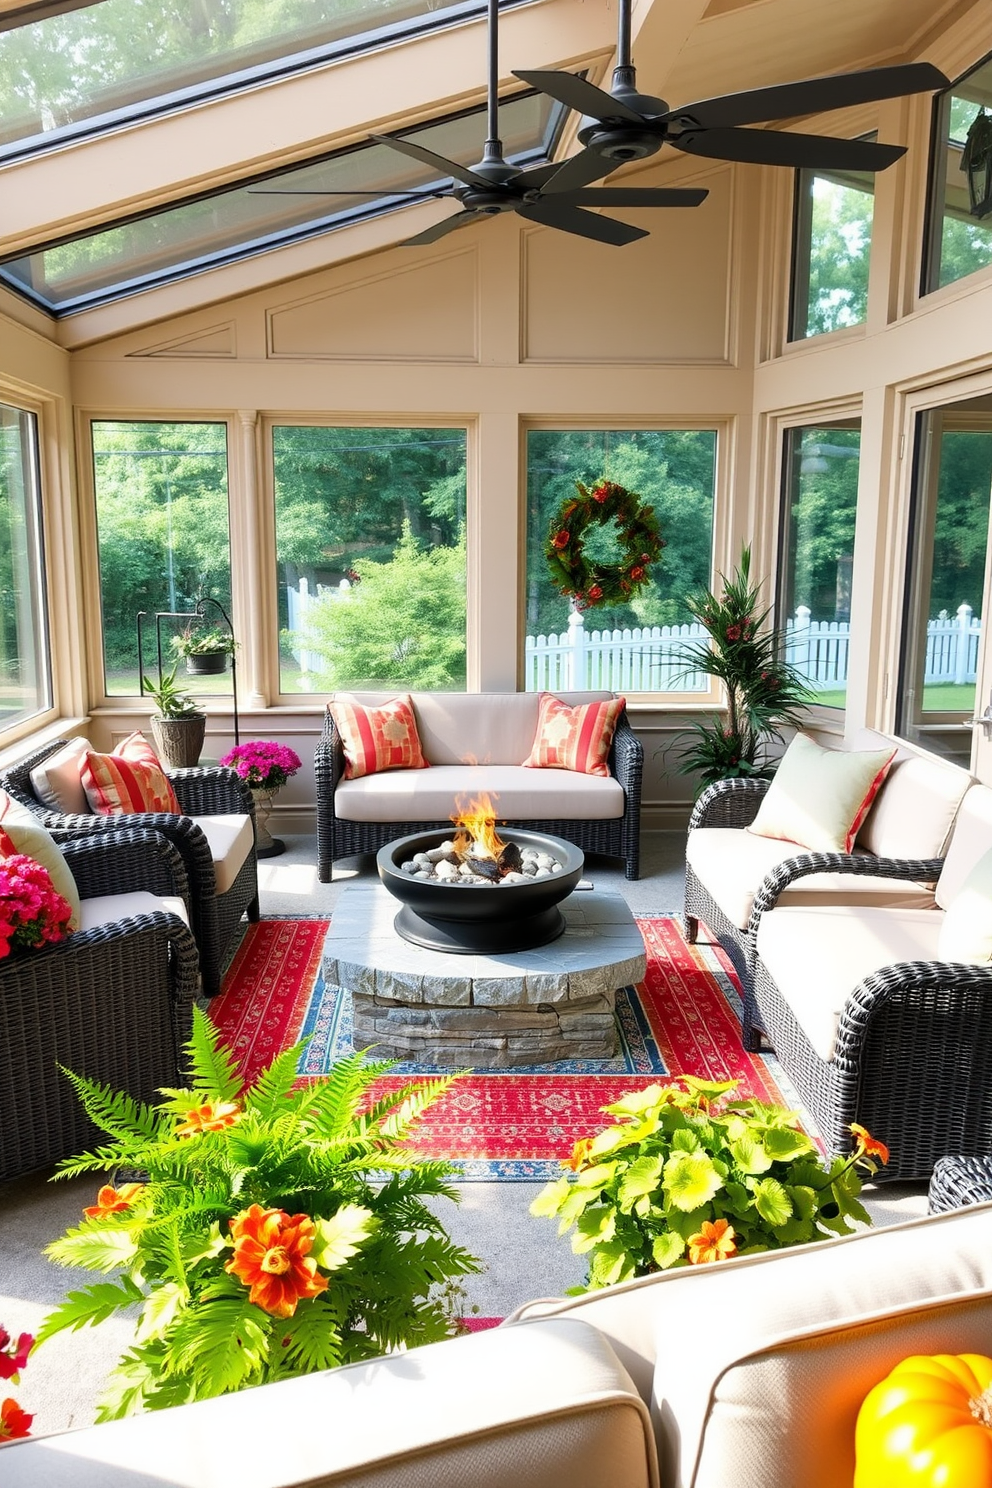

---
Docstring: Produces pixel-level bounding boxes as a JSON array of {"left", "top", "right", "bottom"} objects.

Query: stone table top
[{"left": 323, "top": 882, "right": 647, "bottom": 1008}]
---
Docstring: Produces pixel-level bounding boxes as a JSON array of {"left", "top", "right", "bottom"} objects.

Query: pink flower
[
  {"left": 0, "top": 856, "right": 72, "bottom": 955},
  {"left": 0, "top": 1327, "right": 33, "bottom": 1383},
  {"left": 220, "top": 741, "right": 302, "bottom": 792}
]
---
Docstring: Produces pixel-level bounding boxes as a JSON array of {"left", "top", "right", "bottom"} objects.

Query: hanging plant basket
[{"left": 185, "top": 652, "right": 228, "bottom": 676}]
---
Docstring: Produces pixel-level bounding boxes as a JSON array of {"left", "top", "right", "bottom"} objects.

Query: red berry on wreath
[
  {"left": 551, "top": 530, "right": 570, "bottom": 550},
  {"left": 587, "top": 585, "right": 603, "bottom": 601},
  {"left": 629, "top": 566, "right": 646, "bottom": 582}
]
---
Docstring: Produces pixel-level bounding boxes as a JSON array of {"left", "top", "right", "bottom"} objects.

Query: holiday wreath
[{"left": 545, "top": 480, "right": 664, "bottom": 610}]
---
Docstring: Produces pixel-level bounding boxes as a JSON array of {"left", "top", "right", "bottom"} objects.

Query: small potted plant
[
  {"left": 170, "top": 625, "right": 237, "bottom": 676},
  {"left": 531, "top": 1076, "right": 887, "bottom": 1289},
  {"left": 142, "top": 666, "right": 206, "bottom": 769},
  {"left": 219, "top": 739, "right": 302, "bottom": 857}
]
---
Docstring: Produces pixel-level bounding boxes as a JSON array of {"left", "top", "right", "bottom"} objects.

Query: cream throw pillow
[
  {"left": 938, "top": 848, "right": 992, "bottom": 963},
  {"left": 748, "top": 733, "right": 896, "bottom": 854}
]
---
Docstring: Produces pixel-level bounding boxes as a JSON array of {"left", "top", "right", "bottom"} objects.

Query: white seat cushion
[
  {"left": 78, "top": 892, "right": 188, "bottom": 933},
  {"left": 687, "top": 827, "right": 935, "bottom": 932},
  {"left": 755, "top": 902, "right": 944, "bottom": 1060},
  {"left": 334, "top": 763, "right": 625, "bottom": 823},
  {"left": 191, "top": 814, "right": 255, "bottom": 894}
]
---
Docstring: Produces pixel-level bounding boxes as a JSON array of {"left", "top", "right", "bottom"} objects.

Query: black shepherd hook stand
[{"left": 137, "top": 597, "right": 240, "bottom": 745}]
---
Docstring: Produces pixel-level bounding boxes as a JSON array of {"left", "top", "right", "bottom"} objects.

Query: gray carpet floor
[{"left": 0, "top": 832, "right": 928, "bottom": 1436}]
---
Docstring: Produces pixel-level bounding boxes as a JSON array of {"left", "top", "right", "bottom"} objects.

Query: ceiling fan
[
  {"left": 256, "top": 0, "right": 707, "bottom": 247},
  {"left": 514, "top": 0, "right": 948, "bottom": 178}
]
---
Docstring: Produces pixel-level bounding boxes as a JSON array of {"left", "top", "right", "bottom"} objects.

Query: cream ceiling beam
[
  {"left": 628, "top": 0, "right": 717, "bottom": 99},
  {"left": 0, "top": 0, "right": 612, "bottom": 256}
]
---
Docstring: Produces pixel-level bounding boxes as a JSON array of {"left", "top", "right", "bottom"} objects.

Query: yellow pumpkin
[{"left": 854, "top": 1353, "right": 992, "bottom": 1487}]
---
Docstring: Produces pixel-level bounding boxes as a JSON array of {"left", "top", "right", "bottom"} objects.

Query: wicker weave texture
[
  {"left": 314, "top": 705, "right": 643, "bottom": 881},
  {"left": 752, "top": 955, "right": 992, "bottom": 1181},
  {"left": 928, "top": 1154, "right": 992, "bottom": 1212},
  {"left": 1, "top": 741, "right": 259, "bottom": 999},
  {"left": 0, "top": 914, "right": 199, "bottom": 1181}
]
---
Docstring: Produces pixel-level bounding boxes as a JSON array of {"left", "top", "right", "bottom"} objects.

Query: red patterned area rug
[{"left": 212, "top": 916, "right": 796, "bottom": 1181}]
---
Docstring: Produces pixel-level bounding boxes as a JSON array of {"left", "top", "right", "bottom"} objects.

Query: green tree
[
  {"left": 298, "top": 524, "right": 466, "bottom": 691},
  {"left": 801, "top": 177, "right": 874, "bottom": 337}
]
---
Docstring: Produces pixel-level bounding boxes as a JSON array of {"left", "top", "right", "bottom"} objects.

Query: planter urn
[{"left": 151, "top": 714, "right": 207, "bottom": 770}]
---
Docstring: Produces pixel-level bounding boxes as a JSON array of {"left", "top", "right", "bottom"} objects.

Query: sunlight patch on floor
[{"left": 256, "top": 861, "right": 320, "bottom": 895}]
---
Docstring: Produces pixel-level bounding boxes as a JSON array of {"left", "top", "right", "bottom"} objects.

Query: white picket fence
[
  {"left": 523, "top": 602, "right": 982, "bottom": 693},
  {"left": 288, "top": 580, "right": 982, "bottom": 693}
]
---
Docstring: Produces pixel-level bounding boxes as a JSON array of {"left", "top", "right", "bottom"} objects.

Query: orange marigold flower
[
  {"left": 850, "top": 1123, "right": 890, "bottom": 1165},
  {"left": 175, "top": 1101, "right": 241, "bottom": 1138},
  {"left": 83, "top": 1183, "right": 145, "bottom": 1221},
  {"left": 565, "top": 1138, "right": 595, "bottom": 1173},
  {"left": 0, "top": 1397, "right": 32, "bottom": 1440},
  {"left": 226, "top": 1204, "right": 329, "bottom": 1319},
  {"left": 687, "top": 1218, "right": 738, "bottom": 1265}
]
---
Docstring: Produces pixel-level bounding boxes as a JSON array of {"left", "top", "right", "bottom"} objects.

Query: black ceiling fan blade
[
  {"left": 673, "top": 127, "right": 906, "bottom": 171},
  {"left": 517, "top": 201, "right": 648, "bottom": 246},
  {"left": 539, "top": 149, "right": 620, "bottom": 193},
  {"left": 512, "top": 69, "right": 646, "bottom": 124},
  {"left": 247, "top": 188, "right": 450, "bottom": 199},
  {"left": 401, "top": 210, "right": 485, "bottom": 246},
  {"left": 369, "top": 134, "right": 492, "bottom": 189},
  {"left": 671, "top": 62, "right": 949, "bottom": 131},
  {"left": 563, "top": 187, "right": 708, "bottom": 207}
]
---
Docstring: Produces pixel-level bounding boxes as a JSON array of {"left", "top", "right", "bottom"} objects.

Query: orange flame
[{"left": 451, "top": 793, "right": 506, "bottom": 860}]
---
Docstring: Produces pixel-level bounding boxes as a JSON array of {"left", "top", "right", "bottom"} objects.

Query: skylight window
[
  {"left": 0, "top": 90, "right": 562, "bottom": 314},
  {"left": 0, "top": 0, "right": 522, "bottom": 159}
]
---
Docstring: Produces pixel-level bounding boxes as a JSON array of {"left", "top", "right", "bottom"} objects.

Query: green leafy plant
[
  {"left": 38, "top": 1009, "right": 481, "bottom": 1419},
  {"left": 170, "top": 626, "right": 237, "bottom": 658},
  {"left": 531, "top": 1077, "right": 887, "bottom": 1291},
  {"left": 141, "top": 666, "right": 203, "bottom": 719},
  {"left": 671, "top": 546, "right": 814, "bottom": 787}
]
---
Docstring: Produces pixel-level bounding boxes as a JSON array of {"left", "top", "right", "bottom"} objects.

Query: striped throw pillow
[
  {"left": 81, "top": 731, "right": 181, "bottom": 815},
  {"left": 329, "top": 696, "right": 429, "bottom": 780},
  {"left": 522, "top": 694, "right": 625, "bottom": 778}
]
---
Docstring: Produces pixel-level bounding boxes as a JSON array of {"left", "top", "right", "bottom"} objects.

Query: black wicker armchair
[
  {"left": 1, "top": 828, "right": 200, "bottom": 1180},
  {"left": 684, "top": 776, "right": 772, "bottom": 990},
  {"left": 928, "top": 1154, "right": 992, "bottom": 1212},
  {"left": 315, "top": 704, "right": 644, "bottom": 882},
  {"left": 2, "top": 740, "right": 259, "bottom": 998}
]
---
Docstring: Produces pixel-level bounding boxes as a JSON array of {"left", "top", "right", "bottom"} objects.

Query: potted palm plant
[
  {"left": 142, "top": 667, "right": 207, "bottom": 769},
  {"left": 670, "top": 546, "right": 814, "bottom": 789},
  {"left": 170, "top": 625, "right": 237, "bottom": 676}
]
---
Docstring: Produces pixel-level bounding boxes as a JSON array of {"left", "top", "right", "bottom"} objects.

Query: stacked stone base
[{"left": 352, "top": 991, "right": 616, "bottom": 1067}]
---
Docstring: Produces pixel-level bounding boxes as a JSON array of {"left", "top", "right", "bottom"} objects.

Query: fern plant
[{"left": 38, "top": 1008, "right": 481, "bottom": 1419}]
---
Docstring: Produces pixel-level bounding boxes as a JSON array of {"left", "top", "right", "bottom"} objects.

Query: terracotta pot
[{"left": 151, "top": 714, "right": 206, "bottom": 770}]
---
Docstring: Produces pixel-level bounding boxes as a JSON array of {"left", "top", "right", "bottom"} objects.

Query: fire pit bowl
[{"left": 377, "top": 828, "right": 584, "bottom": 953}]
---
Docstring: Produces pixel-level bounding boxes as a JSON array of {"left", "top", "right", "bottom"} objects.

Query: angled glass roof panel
[
  {"left": 0, "top": 91, "right": 562, "bottom": 313},
  {"left": 0, "top": 0, "right": 521, "bottom": 159}
]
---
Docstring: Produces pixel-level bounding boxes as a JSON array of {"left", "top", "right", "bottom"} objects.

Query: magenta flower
[
  {"left": 219, "top": 740, "right": 302, "bottom": 792},
  {"left": 0, "top": 855, "right": 73, "bottom": 959}
]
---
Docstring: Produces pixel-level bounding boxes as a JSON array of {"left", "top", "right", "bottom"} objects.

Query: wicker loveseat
[
  {"left": 684, "top": 729, "right": 970, "bottom": 1002},
  {"left": 1, "top": 738, "right": 259, "bottom": 998},
  {"left": 315, "top": 691, "right": 643, "bottom": 881},
  {"left": 746, "top": 781, "right": 992, "bottom": 1179},
  {"left": 1, "top": 827, "right": 200, "bottom": 1180}
]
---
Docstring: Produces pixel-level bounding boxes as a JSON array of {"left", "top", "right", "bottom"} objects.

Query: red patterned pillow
[
  {"left": 329, "top": 695, "right": 429, "bottom": 780},
  {"left": 80, "top": 731, "right": 181, "bottom": 815},
  {"left": 523, "top": 694, "right": 625, "bottom": 777}
]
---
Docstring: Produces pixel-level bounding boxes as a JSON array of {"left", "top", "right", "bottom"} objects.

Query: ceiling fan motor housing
[{"left": 578, "top": 120, "right": 664, "bottom": 161}]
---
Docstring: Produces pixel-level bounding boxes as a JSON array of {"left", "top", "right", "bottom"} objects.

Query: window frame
[
  {"left": 0, "top": 386, "right": 58, "bottom": 749},
  {"left": 921, "top": 47, "right": 992, "bottom": 299},
  {"left": 0, "top": 0, "right": 533, "bottom": 167},
  {"left": 519, "top": 419, "right": 727, "bottom": 707},
  {"left": 787, "top": 145, "right": 877, "bottom": 343}
]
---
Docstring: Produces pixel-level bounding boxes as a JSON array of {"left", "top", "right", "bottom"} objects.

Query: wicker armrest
[
  {"left": 55, "top": 828, "right": 191, "bottom": 904},
  {"left": 21, "top": 910, "right": 201, "bottom": 1004},
  {"left": 836, "top": 959, "right": 992, "bottom": 1059},
  {"left": 747, "top": 852, "right": 944, "bottom": 935},
  {"left": 315, "top": 708, "right": 344, "bottom": 802},
  {"left": 46, "top": 809, "right": 216, "bottom": 885},
  {"left": 688, "top": 775, "right": 772, "bottom": 833},
  {"left": 168, "top": 765, "right": 254, "bottom": 817},
  {"left": 609, "top": 713, "right": 643, "bottom": 791}
]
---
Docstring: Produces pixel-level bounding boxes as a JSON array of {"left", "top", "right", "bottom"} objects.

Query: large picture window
[
  {"left": 524, "top": 429, "right": 716, "bottom": 694},
  {"left": 92, "top": 421, "right": 232, "bottom": 697},
  {"left": 897, "top": 399, "right": 992, "bottom": 762},
  {"left": 924, "top": 53, "right": 992, "bottom": 293},
  {"left": 790, "top": 163, "right": 874, "bottom": 339},
  {"left": 274, "top": 426, "right": 467, "bottom": 694},
  {"left": 0, "top": 402, "right": 51, "bottom": 731},
  {"left": 778, "top": 424, "right": 861, "bottom": 712}
]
